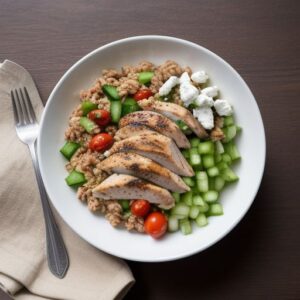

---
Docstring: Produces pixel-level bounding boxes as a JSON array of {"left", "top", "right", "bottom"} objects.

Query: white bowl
[{"left": 38, "top": 36, "right": 266, "bottom": 262}]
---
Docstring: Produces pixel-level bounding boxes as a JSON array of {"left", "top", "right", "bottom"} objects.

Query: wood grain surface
[{"left": 1, "top": 0, "right": 299, "bottom": 299}]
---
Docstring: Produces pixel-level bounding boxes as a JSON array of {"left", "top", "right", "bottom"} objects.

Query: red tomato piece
[
  {"left": 89, "top": 133, "right": 113, "bottom": 152},
  {"left": 88, "top": 109, "right": 111, "bottom": 126},
  {"left": 144, "top": 211, "right": 167, "bottom": 239},
  {"left": 131, "top": 199, "right": 151, "bottom": 217},
  {"left": 133, "top": 89, "right": 153, "bottom": 101}
]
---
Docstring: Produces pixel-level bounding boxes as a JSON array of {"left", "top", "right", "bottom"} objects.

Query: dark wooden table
[{"left": 1, "top": 0, "right": 299, "bottom": 299}]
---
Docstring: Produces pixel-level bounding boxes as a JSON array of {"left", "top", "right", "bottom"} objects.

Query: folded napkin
[{"left": 0, "top": 60, "right": 134, "bottom": 300}]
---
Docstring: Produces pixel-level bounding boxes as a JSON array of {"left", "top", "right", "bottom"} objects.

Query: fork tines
[{"left": 11, "top": 87, "right": 37, "bottom": 125}]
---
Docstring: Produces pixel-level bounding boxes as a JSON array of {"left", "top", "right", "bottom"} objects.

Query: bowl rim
[{"left": 37, "top": 35, "right": 266, "bottom": 262}]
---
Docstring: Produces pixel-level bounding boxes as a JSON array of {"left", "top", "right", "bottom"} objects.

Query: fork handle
[{"left": 28, "top": 143, "right": 69, "bottom": 278}]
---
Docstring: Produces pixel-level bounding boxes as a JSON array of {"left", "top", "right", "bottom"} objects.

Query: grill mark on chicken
[
  {"left": 138, "top": 99, "right": 208, "bottom": 138},
  {"left": 93, "top": 174, "right": 175, "bottom": 209},
  {"left": 119, "top": 111, "right": 190, "bottom": 148}
]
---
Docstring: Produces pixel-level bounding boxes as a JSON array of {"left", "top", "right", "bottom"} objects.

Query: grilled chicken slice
[
  {"left": 114, "top": 124, "right": 155, "bottom": 141},
  {"left": 139, "top": 99, "right": 208, "bottom": 138},
  {"left": 100, "top": 152, "right": 190, "bottom": 192},
  {"left": 119, "top": 111, "right": 190, "bottom": 149},
  {"left": 105, "top": 132, "right": 194, "bottom": 176},
  {"left": 93, "top": 174, "right": 175, "bottom": 209}
]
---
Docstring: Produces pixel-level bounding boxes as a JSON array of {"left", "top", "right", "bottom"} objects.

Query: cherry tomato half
[
  {"left": 89, "top": 133, "right": 113, "bottom": 152},
  {"left": 133, "top": 89, "right": 153, "bottom": 101},
  {"left": 144, "top": 211, "right": 167, "bottom": 239},
  {"left": 131, "top": 199, "right": 151, "bottom": 217},
  {"left": 88, "top": 109, "right": 111, "bottom": 126}
]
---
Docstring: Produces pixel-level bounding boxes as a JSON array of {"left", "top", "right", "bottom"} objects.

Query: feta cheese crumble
[
  {"left": 195, "top": 94, "right": 214, "bottom": 107},
  {"left": 201, "top": 86, "right": 219, "bottom": 98},
  {"left": 193, "top": 107, "right": 214, "bottom": 130},
  {"left": 214, "top": 99, "right": 233, "bottom": 116},
  {"left": 159, "top": 76, "right": 179, "bottom": 96},
  {"left": 179, "top": 72, "right": 190, "bottom": 84},
  {"left": 180, "top": 81, "right": 199, "bottom": 107},
  {"left": 191, "top": 70, "right": 209, "bottom": 84}
]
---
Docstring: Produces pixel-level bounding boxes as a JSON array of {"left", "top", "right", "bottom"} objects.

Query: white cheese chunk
[
  {"left": 191, "top": 70, "right": 209, "bottom": 83},
  {"left": 214, "top": 99, "right": 233, "bottom": 116},
  {"left": 195, "top": 94, "right": 214, "bottom": 107},
  {"left": 193, "top": 107, "right": 214, "bottom": 130},
  {"left": 159, "top": 76, "right": 179, "bottom": 97},
  {"left": 104, "top": 150, "right": 110, "bottom": 157},
  {"left": 201, "top": 86, "right": 219, "bottom": 98},
  {"left": 179, "top": 72, "right": 191, "bottom": 84},
  {"left": 180, "top": 81, "right": 199, "bottom": 107}
]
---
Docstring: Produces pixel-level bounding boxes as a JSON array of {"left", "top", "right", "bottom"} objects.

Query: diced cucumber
[
  {"left": 191, "top": 185, "right": 199, "bottom": 194},
  {"left": 215, "top": 152, "right": 222, "bottom": 163},
  {"left": 79, "top": 117, "right": 96, "bottom": 133},
  {"left": 138, "top": 71, "right": 154, "bottom": 84},
  {"left": 122, "top": 104, "right": 140, "bottom": 116},
  {"left": 216, "top": 161, "right": 229, "bottom": 171},
  {"left": 172, "top": 192, "right": 181, "bottom": 203},
  {"left": 214, "top": 176, "right": 225, "bottom": 191},
  {"left": 189, "top": 206, "right": 200, "bottom": 219},
  {"left": 195, "top": 213, "right": 208, "bottom": 227},
  {"left": 110, "top": 100, "right": 122, "bottom": 123},
  {"left": 215, "top": 140, "right": 224, "bottom": 154},
  {"left": 189, "top": 148, "right": 201, "bottom": 166},
  {"left": 122, "top": 97, "right": 137, "bottom": 106},
  {"left": 209, "top": 177, "right": 215, "bottom": 190},
  {"left": 119, "top": 200, "right": 130, "bottom": 211},
  {"left": 207, "top": 166, "right": 220, "bottom": 177},
  {"left": 182, "top": 177, "right": 195, "bottom": 187},
  {"left": 168, "top": 215, "right": 179, "bottom": 232},
  {"left": 179, "top": 219, "right": 192, "bottom": 235},
  {"left": 182, "top": 149, "right": 190, "bottom": 159},
  {"left": 192, "top": 194, "right": 204, "bottom": 206},
  {"left": 123, "top": 211, "right": 131, "bottom": 219},
  {"left": 196, "top": 171, "right": 209, "bottom": 193},
  {"left": 222, "top": 153, "right": 232, "bottom": 164},
  {"left": 192, "top": 194, "right": 208, "bottom": 211},
  {"left": 221, "top": 167, "right": 239, "bottom": 182},
  {"left": 199, "top": 203, "right": 209, "bottom": 213},
  {"left": 60, "top": 141, "right": 80, "bottom": 160},
  {"left": 224, "top": 115, "right": 234, "bottom": 126},
  {"left": 172, "top": 214, "right": 188, "bottom": 220},
  {"left": 202, "top": 154, "right": 215, "bottom": 169},
  {"left": 182, "top": 191, "right": 193, "bottom": 206},
  {"left": 81, "top": 101, "right": 98, "bottom": 116},
  {"left": 122, "top": 97, "right": 140, "bottom": 116},
  {"left": 236, "top": 126, "right": 242, "bottom": 133},
  {"left": 198, "top": 141, "right": 214, "bottom": 154},
  {"left": 223, "top": 125, "right": 237, "bottom": 143},
  {"left": 171, "top": 203, "right": 190, "bottom": 217},
  {"left": 224, "top": 141, "right": 241, "bottom": 161},
  {"left": 203, "top": 190, "right": 219, "bottom": 203},
  {"left": 102, "top": 84, "right": 120, "bottom": 101},
  {"left": 207, "top": 203, "right": 224, "bottom": 216},
  {"left": 65, "top": 170, "right": 86, "bottom": 187},
  {"left": 190, "top": 138, "right": 200, "bottom": 147}
]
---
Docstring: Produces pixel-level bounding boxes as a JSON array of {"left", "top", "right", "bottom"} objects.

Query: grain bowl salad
[{"left": 61, "top": 60, "right": 241, "bottom": 239}]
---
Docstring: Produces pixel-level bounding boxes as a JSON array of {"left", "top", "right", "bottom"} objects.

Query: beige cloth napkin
[{"left": 0, "top": 60, "right": 134, "bottom": 300}]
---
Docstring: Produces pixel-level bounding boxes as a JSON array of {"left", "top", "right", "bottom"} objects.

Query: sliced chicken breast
[
  {"left": 114, "top": 124, "right": 155, "bottom": 141},
  {"left": 139, "top": 99, "right": 208, "bottom": 138},
  {"left": 119, "top": 111, "right": 190, "bottom": 149},
  {"left": 105, "top": 132, "right": 194, "bottom": 176},
  {"left": 93, "top": 174, "right": 175, "bottom": 209},
  {"left": 100, "top": 152, "right": 190, "bottom": 192}
]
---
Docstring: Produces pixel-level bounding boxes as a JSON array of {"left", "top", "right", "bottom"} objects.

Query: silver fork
[{"left": 11, "top": 87, "right": 69, "bottom": 279}]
